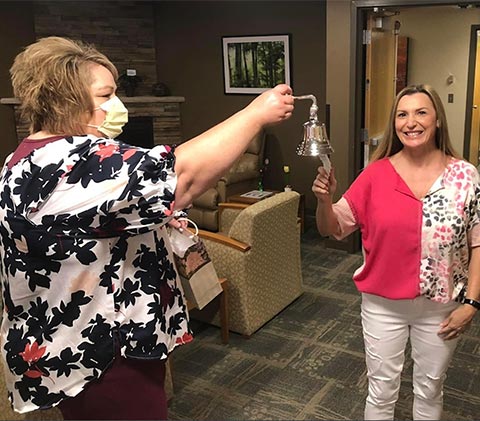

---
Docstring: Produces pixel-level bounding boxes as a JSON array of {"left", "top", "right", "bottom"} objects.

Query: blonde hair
[
  {"left": 370, "top": 84, "right": 460, "bottom": 162},
  {"left": 10, "top": 36, "right": 118, "bottom": 135}
]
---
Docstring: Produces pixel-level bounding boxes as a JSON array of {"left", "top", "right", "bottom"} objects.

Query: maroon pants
[{"left": 58, "top": 355, "right": 167, "bottom": 420}]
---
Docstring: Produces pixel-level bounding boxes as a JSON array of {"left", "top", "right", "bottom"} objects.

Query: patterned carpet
[
  {"left": 168, "top": 225, "right": 480, "bottom": 421},
  {"left": 0, "top": 225, "right": 479, "bottom": 420}
]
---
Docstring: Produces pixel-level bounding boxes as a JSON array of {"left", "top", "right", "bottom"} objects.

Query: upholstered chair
[
  {"left": 190, "top": 191, "right": 303, "bottom": 336},
  {"left": 187, "top": 130, "right": 265, "bottom": 231}
]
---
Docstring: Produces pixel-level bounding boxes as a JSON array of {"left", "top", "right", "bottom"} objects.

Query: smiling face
[
  {"left": 84, "top": 63, "right": 118, "bottom": 137},
  {"left": 394, "top": 92, "right": 438, "bottom": 152}
]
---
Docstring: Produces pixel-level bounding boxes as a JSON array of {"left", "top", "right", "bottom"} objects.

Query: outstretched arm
[{"left": 173, "top": 84, "right": 294, "bottom": 210}]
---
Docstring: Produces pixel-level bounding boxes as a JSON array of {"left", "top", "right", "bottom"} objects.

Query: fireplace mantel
[{"left": 0, "top": 96, "right": 185, "bottom": 146}]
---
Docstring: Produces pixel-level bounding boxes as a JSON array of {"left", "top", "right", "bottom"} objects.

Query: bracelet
[{"left": 461, "top": 297, "right": 480, "bottom": 310}]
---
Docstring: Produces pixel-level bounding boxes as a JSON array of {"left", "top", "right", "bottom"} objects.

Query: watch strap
[{"left": 462, "top": 297, "right": 480, "bottom": 310}]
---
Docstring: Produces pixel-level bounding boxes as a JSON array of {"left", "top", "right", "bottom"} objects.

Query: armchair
[
  {"left": 187, "top": 131, "right": 265, "bottom": 231},
  {"left": 190, "top": 191, "right": 303, "bottom": 336}
]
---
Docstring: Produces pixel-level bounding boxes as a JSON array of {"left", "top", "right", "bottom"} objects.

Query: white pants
[{"left": 361, "top": 293, "right": 460, "bottom": 421}]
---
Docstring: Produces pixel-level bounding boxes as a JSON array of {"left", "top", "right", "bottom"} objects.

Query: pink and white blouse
[{"left": 332, "top": 157, "right": 480, "bottom": 303}]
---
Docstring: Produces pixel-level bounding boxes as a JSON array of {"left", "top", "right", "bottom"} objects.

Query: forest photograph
[{"left": 223, "top": 35, "right": 290, "bottom": 94}]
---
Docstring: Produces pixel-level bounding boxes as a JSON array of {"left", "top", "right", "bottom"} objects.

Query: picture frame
[{"left": 222, "top": 34, "right": 291, "bottom": 94}]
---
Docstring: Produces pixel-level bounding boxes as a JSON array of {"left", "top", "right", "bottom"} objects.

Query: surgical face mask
[{"left": 88, "top": 96, "right": 128, "bottom": 138}]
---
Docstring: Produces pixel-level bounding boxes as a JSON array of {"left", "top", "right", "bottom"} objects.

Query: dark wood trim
[
  {"left": 354, "top": 0, "right": 463, "bottom": 6},
  {"left": 463, "top": 25, "right": 480, "bottom": 161}
]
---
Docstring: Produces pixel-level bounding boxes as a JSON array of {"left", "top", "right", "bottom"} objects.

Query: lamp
[{"left": 293, "top": 94, "right": 333, "bottom": 173}]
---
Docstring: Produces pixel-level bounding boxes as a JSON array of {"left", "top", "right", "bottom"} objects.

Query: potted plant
[{"left": 118, "top": 69, "right": 142, "bottom": 97}]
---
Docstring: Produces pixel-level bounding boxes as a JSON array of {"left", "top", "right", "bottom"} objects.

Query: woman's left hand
[{"left": 438, "top": 305, "right": 476, "bottom": 340}]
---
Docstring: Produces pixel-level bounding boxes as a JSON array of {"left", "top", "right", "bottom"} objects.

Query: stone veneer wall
[
  {"left": 1, "top": 96, "right": 185, "bottom": 146},
  {"left": 33, "top": 1, "right": 157, "bottom": 97}
]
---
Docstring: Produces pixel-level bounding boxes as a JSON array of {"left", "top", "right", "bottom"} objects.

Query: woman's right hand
[
  {"left": 312, "top": 166, "right": 337, "bottom": 203},
  {"left": 173, "top": 84, "right": 293, "bottom": 211},
  {"left": 244, "top": 84, "right": 294, "bottom": 127}
]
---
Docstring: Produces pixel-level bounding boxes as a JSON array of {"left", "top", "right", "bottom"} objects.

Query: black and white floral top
[{"left": 0, "top": 135, "right": 192, "bottom": 413}]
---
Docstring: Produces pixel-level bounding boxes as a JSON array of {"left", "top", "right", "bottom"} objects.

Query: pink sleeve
[{"left": 332, "top": 197, "right": 359, "bottom": 240}]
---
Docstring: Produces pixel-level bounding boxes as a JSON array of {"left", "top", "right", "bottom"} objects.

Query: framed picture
[{"left": 222, "top": 34, "right": 291, "bottom": 94}]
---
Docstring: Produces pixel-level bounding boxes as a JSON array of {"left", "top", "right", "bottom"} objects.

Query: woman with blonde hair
[
  {"left": 371, "top": 84, "right": 460, "bottom": 161},
  {"left": 312, "top": 84, "right": 479, "bottom": 420},
  {"left": 0, "top": 36, "right": 294, "bottom": 420}
]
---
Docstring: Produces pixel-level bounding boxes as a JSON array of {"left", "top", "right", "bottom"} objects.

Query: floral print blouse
[{"left": 0, "top": 135, "right": 192, "bottom": 413}]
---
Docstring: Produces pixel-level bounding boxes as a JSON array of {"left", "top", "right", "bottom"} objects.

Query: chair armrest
[
  {"left": 218, "top": 202, "right": 250, "bottom": 210},
  {"left": 197, "top": 229, "right": 251, "bottom": 252},
  {"left": 217, "top": 202, "right": 250, "bottom": 233}
]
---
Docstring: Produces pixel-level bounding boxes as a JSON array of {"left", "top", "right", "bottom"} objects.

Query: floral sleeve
[{"left": 21, "top": 137, "right": 178, "bottom": 237}]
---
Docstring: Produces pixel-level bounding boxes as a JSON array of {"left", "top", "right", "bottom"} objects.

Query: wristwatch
[{"left": 461, "top": 297, "right": 480, "bottom": 310}]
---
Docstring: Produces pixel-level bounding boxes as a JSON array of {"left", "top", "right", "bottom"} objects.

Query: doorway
[{"left": 356, "top": 3, "right": 480, "bottom": 176}]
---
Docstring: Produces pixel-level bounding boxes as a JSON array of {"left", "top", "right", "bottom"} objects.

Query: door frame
[{"left": 463, "top": 24, "right": 480, "bottom": 163}]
